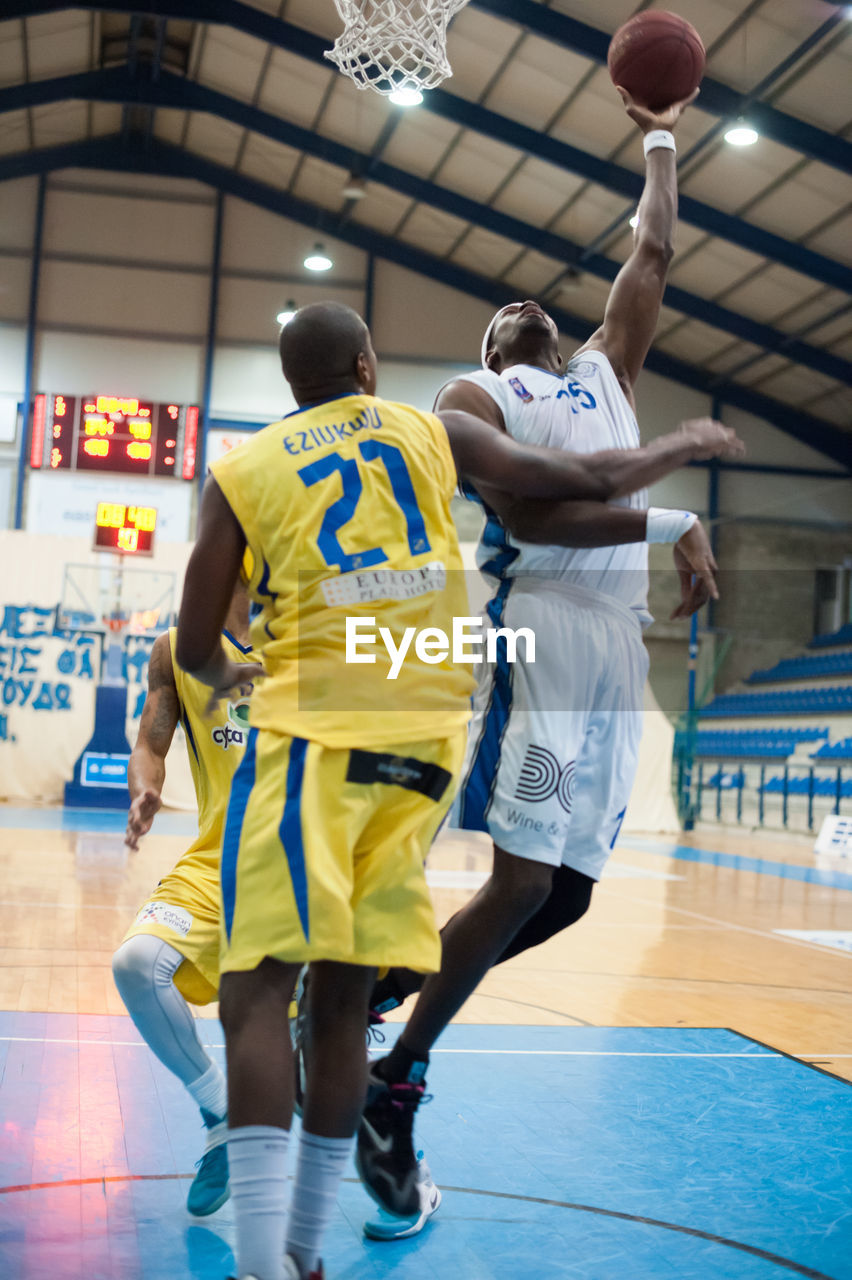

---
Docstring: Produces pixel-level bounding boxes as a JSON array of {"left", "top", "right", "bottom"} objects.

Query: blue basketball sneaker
[{"left": 187, "top": 1113, "right": 230, "bottom": 1216}]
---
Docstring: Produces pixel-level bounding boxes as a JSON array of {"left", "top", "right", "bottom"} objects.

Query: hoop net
[
  {"left": 103, "top": 613, "right": 132, "bottom": 638},
  {"left": 325, "top": 0, "right": 469, "bottom": 96}
]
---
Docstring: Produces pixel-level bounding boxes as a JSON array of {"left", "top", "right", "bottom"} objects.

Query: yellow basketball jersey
[
  {"left": 168, "top": 627, "right": 260, "bottom": 852},
  {"left": 211, "top": 394, "right": 474, "bottom": 748}
]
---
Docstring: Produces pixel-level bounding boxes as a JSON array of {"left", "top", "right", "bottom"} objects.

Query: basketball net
[
  {"left": 325, "top": 0, "right": 469, "bottom": 96},
  {"left": 103, "top": 615, "right": 131, "bottom": 637}
]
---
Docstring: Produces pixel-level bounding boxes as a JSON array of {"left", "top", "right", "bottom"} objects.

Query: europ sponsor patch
[{"left": 135, "top": 901, "right": 193, "bottom": 937}]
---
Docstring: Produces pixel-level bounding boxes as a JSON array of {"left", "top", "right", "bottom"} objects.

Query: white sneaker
[{"left": 362, "top": 1153, "right": 442, "bottom": 1241}]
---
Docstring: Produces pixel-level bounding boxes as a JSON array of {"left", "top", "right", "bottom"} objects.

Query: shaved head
[{"left": 279, "top": 302, "right": 376, "bottom": 404}]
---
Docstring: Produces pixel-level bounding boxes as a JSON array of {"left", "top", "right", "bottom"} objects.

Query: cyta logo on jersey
[
  {"left": 211, "top": 697, "right": 251, "bottom": 748},
  {"left": 346, "top": 615, "right": 535, "bottom": 680}
]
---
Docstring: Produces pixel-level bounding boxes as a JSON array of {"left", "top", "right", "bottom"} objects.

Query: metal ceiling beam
[
  {"left": 7, "top": 0, "right": 852, "bottom": 295},
  {"left": 2, "top": 66, "right": 849, "bottom": 389},
  {"left": 11, "top": 0, "right": 850, "bottom": 177},
  {"left": 1, "top": 132, "right": 849, "bottom": 469},
  {"left": 468, "top": 0, "right": 852, "bottom": 176}
]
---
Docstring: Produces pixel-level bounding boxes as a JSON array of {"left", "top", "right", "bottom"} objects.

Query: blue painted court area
[
  {"left": 1, "top": 1018, "right": 849, "bottom": 1280},
  {"left": 0, "top": 806, "right": 199, "bottom": 836},
  {"left": 625, "top": 836, "right": 852, "bottom": 892}
]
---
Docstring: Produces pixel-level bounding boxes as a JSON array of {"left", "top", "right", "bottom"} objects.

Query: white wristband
[
  {"left": 646, "top": 507, "right": 697, "bottom": 544},
  {"left": 644, "top": 129, "right": 676, "bottom": 157}
]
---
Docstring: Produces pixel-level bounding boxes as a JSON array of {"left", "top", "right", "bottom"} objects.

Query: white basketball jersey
[{"left": 458, "top": 349, "right": 652, "bottom": 626}]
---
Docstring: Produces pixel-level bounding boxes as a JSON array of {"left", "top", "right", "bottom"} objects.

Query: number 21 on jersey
[{"left": 298, "top": 440, "right": 432, "bottom": 573}]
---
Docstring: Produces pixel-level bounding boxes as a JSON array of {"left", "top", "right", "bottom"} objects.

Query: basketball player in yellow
[
  {"left": 112, "top": 579, "right": 261, "bottom": 1216},
  {"left": 175, "top": 301, "right": 738, "bottom": 1280}
]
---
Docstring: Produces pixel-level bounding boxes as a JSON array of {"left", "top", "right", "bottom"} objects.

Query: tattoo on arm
[{"left": 136, "top": 635, "right": 180, "bottom": 759}]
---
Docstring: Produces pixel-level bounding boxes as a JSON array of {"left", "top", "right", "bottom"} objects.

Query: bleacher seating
[
  {"left": 685, "top": 625, "right": 851, "bottom": 826},
  {"left": 809, "top": 623, "right": 852, "bottom": 649},
  {"left": 811, "top": 738, "right": 852, "bottom": 761},
  {"left": 688, "top": 728, "right": 827, "bottom": 758},
  {"left": 747, "top": 652, "right": 852, "bottom": 683},
  {"left": 699, "top": 686, "right": 852, "bottom": 718},
  {"left": 761, "top": 775, "right": 852, "bottom": 797},
  {"left": 707, "top": 768, "right": 745, "bottom": 789}
]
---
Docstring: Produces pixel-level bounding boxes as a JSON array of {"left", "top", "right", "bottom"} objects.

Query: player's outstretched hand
[
  {"left": 671, "top": 520, "right": 718, "bottom": 619},
  {"left": 126, "top": 787, "right": 162, "bottom": 850},
  {"left": 680, "top": 418, "right": 745, "bottom": 462},
  {"left": 616, "top": 85, "right": 700, "bottom": 134},
  {"left": 203, "top": 660, "right": 264, "bottom": 717}
]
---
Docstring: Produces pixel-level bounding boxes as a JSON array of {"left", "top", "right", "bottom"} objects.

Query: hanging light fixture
[
  {"left": 388, "top": 84, "right": 423, "bottom": 107},
  {"left": 304, "top": 243, "right": 333, "bottom": 271},
  {"left": 342, "top": 173, "right": 368, "bottom": 200},
  {"left": 724, "top": 120, "right": 759, "bottom": 147},
  {"left": 276, "top": 300, "right": 298, "bottom": 326}
]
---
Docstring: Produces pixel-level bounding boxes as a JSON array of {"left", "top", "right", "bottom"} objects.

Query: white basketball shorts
[{"left": 449, "top": 577, "right": 649, "bottom": 880}]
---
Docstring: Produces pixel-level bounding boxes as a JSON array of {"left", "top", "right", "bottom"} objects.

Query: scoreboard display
[
  {"left": 93, "top": 501, "right": 157, "bottom": 555},
  {"left": 29, "top": 392, "right": 199, "bottom": 479}
]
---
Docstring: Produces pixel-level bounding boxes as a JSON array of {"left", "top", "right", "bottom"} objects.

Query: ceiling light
[
  {"left": 276, "top": 300, "right": 298, "bottom": 326},
  {"left": 304, "top": 243, "right": 333, "bottom": 271},
  {"left": 560, "top": 267, "right": 583, "bottom": 293},
  {"left": 388, "top": 84, "right": 423, "bottom": 107},
  {"left": 342, "top": 174, "right": 367, "bottom": 200},
  {"left": 724, "top": 122, "right": 759, "bottom": 147},
  {"left": 629, "top": 213, "right": 640, "bottom": 229}
]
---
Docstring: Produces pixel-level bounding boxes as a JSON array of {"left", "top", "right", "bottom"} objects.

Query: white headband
[{"left": 480, "top": 305, "right": 514, "bottom": 368}]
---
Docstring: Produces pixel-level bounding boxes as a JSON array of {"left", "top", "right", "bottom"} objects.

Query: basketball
[{"left": 607, "top": 10, "right": 705, "bottom": 112}]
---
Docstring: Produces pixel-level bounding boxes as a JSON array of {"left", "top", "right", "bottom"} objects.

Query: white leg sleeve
[{"left": 112, "top": 933, "right": 216, "bottom": 1086}]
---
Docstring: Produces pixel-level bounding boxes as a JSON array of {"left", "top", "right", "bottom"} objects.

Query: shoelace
[
  {"left": 193, "top": 1144, "right": 226, "bottom": 1172},
  {"left": 387, "top": 1082, "right": 433, "bottom": 1115},
  {"left": 367, "top": 1010, "right": 386, "bottom": 1047}
]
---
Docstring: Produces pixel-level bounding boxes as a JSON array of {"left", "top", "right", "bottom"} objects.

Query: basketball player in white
[{"left": 357, "top": 85, "right": 731, "bottom": 1211}]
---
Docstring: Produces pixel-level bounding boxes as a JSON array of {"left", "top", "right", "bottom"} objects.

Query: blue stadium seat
[
  {"left": 811, "top": 737, "right": 852, "bottom": 761},
  {"left": 809, "top": 623, "right": 852, "bottom": 649},
  {"left": 761, "top": 774, "right": 852, "bottom": 797},
  {"left": 747, "top": 652, "right": 852, "bottom": 683},
  {"left": 700, "top": 686, "right": 852, "bottom": 718},
  {"left": 683, "top": 728, "right": 828, "bottom": 759}
]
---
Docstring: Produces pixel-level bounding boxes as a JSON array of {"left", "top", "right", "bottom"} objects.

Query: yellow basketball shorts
[
  {"left": 220, "top": 728, "right": 466, "bottom": 974},
  {"left": 122, "top": 847, "right": 221, "bottom": 1006}
]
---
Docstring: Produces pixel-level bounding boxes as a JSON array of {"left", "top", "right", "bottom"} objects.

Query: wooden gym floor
[{"left": 0, "top": 806, "right": 850, "bottom": 1279}]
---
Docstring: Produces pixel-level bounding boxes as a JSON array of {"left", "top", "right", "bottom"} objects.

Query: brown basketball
[{"left": 607, "top": 10, "right": 705, "bottom": 112}]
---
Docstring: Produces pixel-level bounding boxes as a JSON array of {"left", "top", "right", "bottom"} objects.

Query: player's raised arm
[
  {"left": 575, "top": 87, "right": 698, "bottom": 405},
  {"left": 126, "top": 633, "right": 179, "bottom": 850},
  {"left": 176, "top": 478, "right": 260, "bottom": 701}
]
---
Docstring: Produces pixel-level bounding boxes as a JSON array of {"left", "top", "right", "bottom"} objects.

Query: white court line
[
  {"left": 7, "top": 1036, "right": 849, "bottom": 1060},
  {"left": 601, "top": 885, "right": 852, "bottom": 959},
  {"left": 0, "top": 902, "right": 129, "bottom": 910},
  {"left": 0, "top": 1036, "right": 780, "bottom": 1057}
]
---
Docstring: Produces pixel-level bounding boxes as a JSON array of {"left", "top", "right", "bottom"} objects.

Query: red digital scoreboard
[
  {"left": 93, "top": 502, "right": 157, "bottom": 555},
  {"left": 29, "top": 393, "right": 199, "bottom": 479}
]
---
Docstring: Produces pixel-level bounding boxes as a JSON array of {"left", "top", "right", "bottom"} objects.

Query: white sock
[
  {"left": 285, "top": 1131, "right": 353, "bottom": 1278},
  {"left": 186, "top": 1060, "right": 228, "bottom": 1124},
  {"left": 228, "top": 1125, "right": 290, "bottom": 1280}
]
